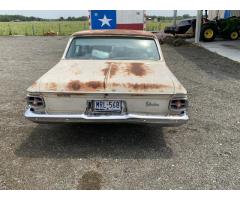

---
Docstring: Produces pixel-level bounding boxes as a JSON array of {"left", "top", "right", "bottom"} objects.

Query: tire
[
  {"left": 200, "top": 24, "right": 217, "bottom": 42},
  {"left": 229, "top": 31, "right": 239, "bottom": 40}
]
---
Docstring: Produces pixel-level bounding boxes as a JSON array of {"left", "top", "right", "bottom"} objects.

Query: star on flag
[{"left": 98, "top": 15, "right": 112, "bottom": 27}]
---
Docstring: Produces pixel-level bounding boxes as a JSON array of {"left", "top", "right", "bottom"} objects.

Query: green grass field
[{"left": 0, "top": 20, "right": 173, "bottom": 36}]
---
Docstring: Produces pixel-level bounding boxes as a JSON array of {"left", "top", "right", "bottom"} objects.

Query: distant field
[{"left": 0, "top": 20, "right": 173, "bottom": 36}]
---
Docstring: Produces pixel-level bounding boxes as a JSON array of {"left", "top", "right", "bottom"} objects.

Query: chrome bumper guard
[{"left": 24, "top": 108, "right": 188, "bottom": 126}]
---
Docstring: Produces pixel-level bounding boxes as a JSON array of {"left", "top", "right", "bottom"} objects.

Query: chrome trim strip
[{"left": 24, "top": 108, "right": 188, "bottom": 125}]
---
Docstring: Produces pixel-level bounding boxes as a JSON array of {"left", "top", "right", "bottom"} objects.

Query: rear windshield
[{"left": 66, "top": 37, "right": 160, "bottom": 60}]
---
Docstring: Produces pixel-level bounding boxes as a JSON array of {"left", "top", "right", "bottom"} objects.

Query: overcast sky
[{"left": 0, "top": 10, "right": 197, "bottom": 19}]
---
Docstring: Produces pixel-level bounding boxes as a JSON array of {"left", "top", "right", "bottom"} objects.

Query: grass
[
  {"left": 0, "top": 20, "right": 173, "bottom": 36},
  {"left": 146, "top": 20, "right": 173, "bottom": 31}
]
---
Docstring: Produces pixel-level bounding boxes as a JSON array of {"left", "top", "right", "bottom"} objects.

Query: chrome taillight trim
[
  {"left": 26, "top": 95, "right": 45, "bottom": 108},
  {"left": 169, "top": 97, "right": 188, "bottom": 112}
]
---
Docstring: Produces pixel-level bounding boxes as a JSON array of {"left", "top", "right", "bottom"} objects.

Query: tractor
[{"left": 201, "top": 16, "right": 240, "bottom": 41}]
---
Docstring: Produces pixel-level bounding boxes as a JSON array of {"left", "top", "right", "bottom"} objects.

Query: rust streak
[
  {"left": 105, "top": 62, "right": 119, "bottom": 78},
  {"left": 126, "top": 83, "right": 170, "bottom": 90},
  {"left": 103, "top": 62, "right": 120, "bottom": 78},
  {"left": 102, "top": 67, "right": 109, "bottom": 76}
]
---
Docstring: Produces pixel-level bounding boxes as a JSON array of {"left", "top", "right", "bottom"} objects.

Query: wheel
[
  {"left": 229, "top": 31, "right": 239, "bottom": 40},
  {"left": 200, "top": 24, "right": 217, "bottom": 42}
]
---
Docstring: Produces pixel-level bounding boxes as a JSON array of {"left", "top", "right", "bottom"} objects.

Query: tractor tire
[
  {"left": 229, "top": 30, "right": 239, "bottom": 40},
  {"left": 200, "top": 24, "right": 217, "bottom": 42}
]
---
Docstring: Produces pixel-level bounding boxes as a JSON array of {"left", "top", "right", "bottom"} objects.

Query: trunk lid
[{"left": 28, "top": 60, "right": 175, "bottom": 94}]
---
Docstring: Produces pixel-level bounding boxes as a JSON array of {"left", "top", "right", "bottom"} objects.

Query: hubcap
[
  {"left": 204, "top": 29, "right": 214, "bottom": 39},
  {"left": 231, "top": 32, "right": 238, "bottom": 39}
]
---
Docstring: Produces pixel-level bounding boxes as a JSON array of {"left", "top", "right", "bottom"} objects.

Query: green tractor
[{"left": 201, "top": 16, "right": 240, "bottom": 42}]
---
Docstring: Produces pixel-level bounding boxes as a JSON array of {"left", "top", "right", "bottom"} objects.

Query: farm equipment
[
  {"left": 201, "top": 16, "right": 240, "bottom": 41},
  {"left": 164, "top": 16, "right": 240, "bottom": 42}
]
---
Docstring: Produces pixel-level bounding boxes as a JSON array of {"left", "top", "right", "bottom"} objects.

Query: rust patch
[
  {"left": 67, "top": 80, "right": 81, "bottom": 91},
  {"left": 127, "top": 83, "right": 170, "bottom": 91},
  {"left": 109, "top": 64, "right": 118, "bottom": 78},
  {"left": 103, "top": 62, "right": 151, "bottom": 78},
  {"left": 125, "top": 63, "right": 150, "bottom": 77},
  {"left": 102, "top": 62, "right": 119, "bottom": 78},
  {"left": 102, "top": 67, "right": 109, "bottom": 76},
  {"left": 112, "top": 82, "right": 121, "bottom": 87},
  {"left": 46, "top": 82, "right": 57, "bottom": 91},
  {"left": 86, "top": 81, "right": 104, "bottom": 89},
  {"left": 67, "top": 80, "right": 104, "bottom": 91}
]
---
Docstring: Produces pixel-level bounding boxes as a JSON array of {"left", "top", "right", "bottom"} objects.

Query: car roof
[{"left": 72, "top": 29, "right": 156, "bottom": 38}]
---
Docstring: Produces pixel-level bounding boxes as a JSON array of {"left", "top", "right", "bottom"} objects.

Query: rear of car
[{"left": 24, "top": 30, "right": 188, "bottom": 125}]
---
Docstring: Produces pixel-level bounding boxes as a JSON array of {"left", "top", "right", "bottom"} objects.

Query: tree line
[
  {"left": 146, "top": 14, "right": 194, "bottom": 21},
  {"left": 0, "top": 15, "right": 89, "bottom": 22},
  {"left": 0, "top": 14, "right": 195, "bottom": 22}
]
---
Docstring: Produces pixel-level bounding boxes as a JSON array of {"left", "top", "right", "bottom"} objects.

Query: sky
[{"left": 0, "top": 10, "right": 197, "bottom": 19}]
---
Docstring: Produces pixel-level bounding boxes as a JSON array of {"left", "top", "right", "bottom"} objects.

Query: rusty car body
[{"left": 24, "top": 30, "right": 188, "bottom": 125}]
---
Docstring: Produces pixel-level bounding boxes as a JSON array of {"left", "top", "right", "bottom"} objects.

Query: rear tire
[
  {"left": 229, "top": 31, "right": 239, "bottom": 40},
  {"left": 200, "top": 24, "right": 217, "bottom": 42}
]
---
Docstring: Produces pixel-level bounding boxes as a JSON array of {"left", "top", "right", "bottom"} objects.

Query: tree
[
  {"left": 59, "top": 17, "right": 64, "bottom": 21},
  {"left": 182, "top": 14, "right": 191, "bottom": 19}
]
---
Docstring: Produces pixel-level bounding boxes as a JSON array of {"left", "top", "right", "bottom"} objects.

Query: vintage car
[{"left": 24, "top": 30, "right": 188, "bottom": 125}]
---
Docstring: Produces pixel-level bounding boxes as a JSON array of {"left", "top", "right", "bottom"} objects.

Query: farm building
[
  {"left": 208, "top": 10, "right": 240, "bottom": 20},
  {"left": 194, "top": 10, "right": 240, "bottom": 62}
]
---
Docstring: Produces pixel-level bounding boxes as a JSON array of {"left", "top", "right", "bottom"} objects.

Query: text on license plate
[{"left": 93, "top": 100, "right": 122, "bottom": 112}]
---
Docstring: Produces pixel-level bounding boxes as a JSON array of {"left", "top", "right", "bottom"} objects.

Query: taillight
[
  {"left": 169, "top": 98, "right": 188, "bottom": 112},
  {"left": 26, "top": 95, "right": 45, "bottom": 108}
]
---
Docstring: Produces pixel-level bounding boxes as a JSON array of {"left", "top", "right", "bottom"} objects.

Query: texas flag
[{"left": 90, "top": 10, "right": 144, "bottom": 30}]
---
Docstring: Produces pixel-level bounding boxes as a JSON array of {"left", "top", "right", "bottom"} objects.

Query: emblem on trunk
[{"left": 146, "top": 101, "right": 159, "bottom": 107}]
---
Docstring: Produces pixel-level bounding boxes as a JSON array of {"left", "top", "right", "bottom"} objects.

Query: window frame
[{"left": 62, "top": 35, "right": 163, "bottom": 61}]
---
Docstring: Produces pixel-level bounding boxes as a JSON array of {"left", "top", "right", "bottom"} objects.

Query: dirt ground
[{"left": 0, "top": 36, "right": 239, "bottom": 189}]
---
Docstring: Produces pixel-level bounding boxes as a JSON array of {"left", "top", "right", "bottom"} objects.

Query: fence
[
  {"left": 0, "top": 20, "right": 174, "bottom": 36},
  {"left": 0, "top": 21, "right": 89, "bottom": 36}
]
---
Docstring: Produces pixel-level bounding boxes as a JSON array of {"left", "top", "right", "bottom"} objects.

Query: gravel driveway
[{"left": 0, "top": 36, "right": 239, "bottom": 189}]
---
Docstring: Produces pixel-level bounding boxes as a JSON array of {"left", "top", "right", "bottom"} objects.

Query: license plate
[{"left": 93, "top": 100, "right": 122, "bottom": 112}]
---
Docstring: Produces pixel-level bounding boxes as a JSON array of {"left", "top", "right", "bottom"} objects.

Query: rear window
[{"left": 66, "top": 37, "right": 160, "bottom": 60}]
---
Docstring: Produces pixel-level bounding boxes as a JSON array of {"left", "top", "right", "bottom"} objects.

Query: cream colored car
[{"left": 24, "top": 30, "right": 188, "bottom": 125}]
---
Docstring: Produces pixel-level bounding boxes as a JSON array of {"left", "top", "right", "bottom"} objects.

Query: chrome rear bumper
[{"left": 24, "top": 108, "right": 188, "bottom": 126}]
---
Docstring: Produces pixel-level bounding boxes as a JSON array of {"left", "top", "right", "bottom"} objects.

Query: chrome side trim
[{"left": 24, "top": 108, "right": 188, "bottom": 126}]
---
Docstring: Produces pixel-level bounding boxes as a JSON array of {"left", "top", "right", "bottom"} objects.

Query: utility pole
[
  {"left": 173, "top": 10, "right": 177, "bottom": 26},
  {"left": 195, "top": 10, "right": 202, "bottom": 44}
]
